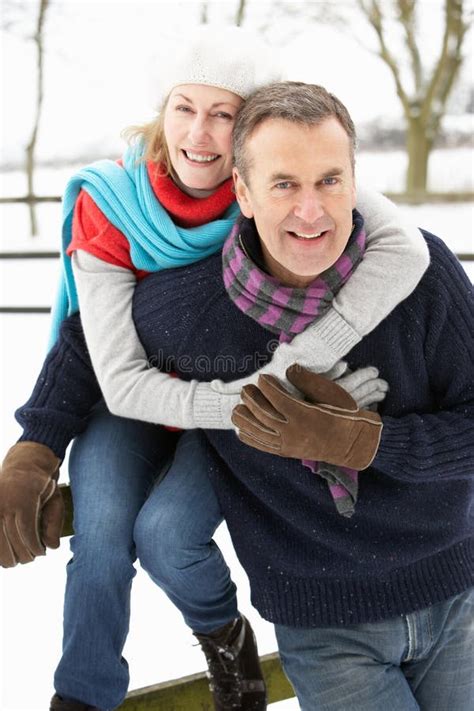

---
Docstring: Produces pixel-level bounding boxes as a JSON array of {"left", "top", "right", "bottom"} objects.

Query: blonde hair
[{"left": 121, "top": 94, "right": 176, "bottom": 178}]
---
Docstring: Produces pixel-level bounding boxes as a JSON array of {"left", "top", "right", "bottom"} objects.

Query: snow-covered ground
[{"left": 0, "top": 150, "right": 473, "bottom": 710}]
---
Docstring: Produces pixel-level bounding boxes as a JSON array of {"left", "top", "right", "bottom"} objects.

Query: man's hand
[
  {"left": 232, "top": 364, "right": 383, "bottom": 470},
  {"left": 0, "top": 442, "right": 63, "bottom": 567}
]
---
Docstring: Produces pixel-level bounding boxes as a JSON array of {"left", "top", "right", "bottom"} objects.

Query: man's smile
[{"left": 287, "top": 229, "right": 329, "bottom": 241}]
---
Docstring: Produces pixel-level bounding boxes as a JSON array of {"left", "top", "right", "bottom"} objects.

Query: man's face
[{"left": 233, "top": 118, "right": 357, "bottom": 288}]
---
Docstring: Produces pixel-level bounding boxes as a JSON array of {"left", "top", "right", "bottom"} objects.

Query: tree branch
[
  {"left": 421, "top": 0, "right": 469, "bottom": 126},
  {"left": 235, "top": 0, "right": 246, "bottom": 26},
  {"left": 25, "top": 0, "right": 49, "bottom": 235},
  {"left": 357, "top": 0, "right": 412, "bottom": 117},
  {"left": 396, "top": 0, "right": 423, "bottom": 93}
]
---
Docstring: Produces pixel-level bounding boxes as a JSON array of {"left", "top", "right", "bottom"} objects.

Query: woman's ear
[{"left": 232, "top": 168, "right": 254, "bottom": 218}]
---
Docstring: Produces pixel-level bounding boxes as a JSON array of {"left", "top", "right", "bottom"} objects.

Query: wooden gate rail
[
  {"left": 58, "top": 485, "right": 295, "bottom": 709},
  {"left": 1, "top": 191, "right": 472, "bottom": 205},
  {"left": 1, "top": 251, "right": 473, "bottom": 315},
  {"left": 119, "top": 653, "right": 294, "bottom": 710}
]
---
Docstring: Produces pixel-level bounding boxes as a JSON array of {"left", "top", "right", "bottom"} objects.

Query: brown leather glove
[
  {"left": 0, "top": 442, "right": 63, "bottom": 567},
  {"left": 232, "top": 364, "right": 383, "bottom": 470}
]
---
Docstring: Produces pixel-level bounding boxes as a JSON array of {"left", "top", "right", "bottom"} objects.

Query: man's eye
[
  {"left": 322, "top": 177, "right": 338, "bottom": 186},
  {"left": 274, "top": 181, "right": 293, "bottom": 190}
]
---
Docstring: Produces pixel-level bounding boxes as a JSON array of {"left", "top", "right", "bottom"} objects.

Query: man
[
  {"left": 217, "top": 82, "right": 474, "bottom": 708},
  {"left": 2, "top": 82, "right": 473, "bottom": 710}
]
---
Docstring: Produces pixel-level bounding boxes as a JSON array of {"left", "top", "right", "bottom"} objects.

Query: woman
[{"left": 0, "top": 26, "right": 429, "bottom": 711}]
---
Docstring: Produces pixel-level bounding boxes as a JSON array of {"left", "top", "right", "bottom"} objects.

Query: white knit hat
[{"left": 153, "top": 24, "right": 282, "bottom": 105}]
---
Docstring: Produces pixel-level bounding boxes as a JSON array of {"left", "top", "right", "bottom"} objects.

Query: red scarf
[{"left": 147, "top": 162, "right": 235, "bottom": 228}]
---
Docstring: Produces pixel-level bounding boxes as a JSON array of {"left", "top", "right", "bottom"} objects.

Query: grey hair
[{"left": 233, "top": 81, "right": 357, "bottom": 183}]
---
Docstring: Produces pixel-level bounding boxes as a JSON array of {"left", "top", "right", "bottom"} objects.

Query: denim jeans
[
  {"left": 134, "top": 429, "right": 238, "bottom": 634},
  {"left": 275, "top": 587, "right": 474, "bottom": 711},
  {"left": 53, "top": 408, "right": 218, "bottom": 710}
]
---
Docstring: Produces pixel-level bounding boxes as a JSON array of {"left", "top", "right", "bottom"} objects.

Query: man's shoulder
[
  {"left": 369, "top": 229, "right": 473, "bottom": 339},
  {"left": 414, "top": 229, "right": 473, "bottom": 302}
]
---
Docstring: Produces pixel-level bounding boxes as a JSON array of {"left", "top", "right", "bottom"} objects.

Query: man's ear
[{"left": 233, "top": 167, "right": 254, "bottom": 218}]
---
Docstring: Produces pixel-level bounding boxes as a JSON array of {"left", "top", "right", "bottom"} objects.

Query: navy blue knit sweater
[{"left": 17, "top": 231, "right": 474, "bottom": 627}]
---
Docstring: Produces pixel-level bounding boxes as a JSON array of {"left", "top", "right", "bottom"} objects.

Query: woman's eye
[
  {"left": 176, "top": 105, "right": 193, "bottom": 113},
  {"left": 215, "top": 112, "right": 233, "bottom": 120}
]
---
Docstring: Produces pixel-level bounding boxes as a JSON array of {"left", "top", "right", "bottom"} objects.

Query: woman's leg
[
  {"left": 134, "top": 430, "right": 266, "bottom": 710},
  {"left": 134, "top": 429, "right": 237, "bottom": 633},
  {"left": 53, "top": 407, "right": 177, "bottom": 710}
]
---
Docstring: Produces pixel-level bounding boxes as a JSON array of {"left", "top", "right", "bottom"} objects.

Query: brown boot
[
  {"left": 194, "top": 616, "right": 267, "bottom": 710},
  {"left": 49, "top": 694, "right": 101, "bottom": 711}
]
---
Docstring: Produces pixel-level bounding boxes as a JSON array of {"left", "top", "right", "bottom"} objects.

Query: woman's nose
[{"left": 188, "top": 115, "right": 209, "bottom": 145}]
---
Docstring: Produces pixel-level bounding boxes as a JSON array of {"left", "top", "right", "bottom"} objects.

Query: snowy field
[{"left": 0, "top": 150, "right": 473, "bottom": 711}]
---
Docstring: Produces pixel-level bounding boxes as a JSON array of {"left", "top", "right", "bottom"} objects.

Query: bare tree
[
  {"left": 25, "top": 0, "right": 50, "bottom": 235},
  {"left": 196, "top": 0, "right": 247, "bottom": 28},
  {"left": 235, "top": 0, "right": 247, "bottom": 26},
  {"left": 265, "top": 0, "right": 471, "bottom": 195},
  {"left": 357, "top": 0, "right": 470, "bottom": 195}
]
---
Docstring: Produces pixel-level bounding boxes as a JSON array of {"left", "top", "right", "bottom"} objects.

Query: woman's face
[{"left": 164, "top": 84, "right": 243, "bottom": 197}]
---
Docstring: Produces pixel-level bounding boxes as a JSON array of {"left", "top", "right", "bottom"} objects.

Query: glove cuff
[
  {"left": 2, "top": 441, "right": 61, "bottom": 481},
  {"left": 352, "top": 417, "right": 384, "bottom": 470}
]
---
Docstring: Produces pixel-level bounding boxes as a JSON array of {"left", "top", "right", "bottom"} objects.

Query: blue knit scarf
[{"left": 48, "top": 143, "right": 240, "bottom": 347}]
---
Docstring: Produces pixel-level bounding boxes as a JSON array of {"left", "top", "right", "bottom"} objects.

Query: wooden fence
[{"left": 0, "top": 250, "right": 473, "bottom": 314}]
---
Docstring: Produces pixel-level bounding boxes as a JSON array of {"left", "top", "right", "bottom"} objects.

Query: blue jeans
[
  {"left": 275, "top": 587, "right": 474, "bottom": 711},
  {"left": 134, "top": 429, "right": 238, "bottom": 634},
  {"left": 54, "top": 410, "right": 235, "bottom": 710}
]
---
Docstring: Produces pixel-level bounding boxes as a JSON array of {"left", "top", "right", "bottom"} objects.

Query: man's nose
[
  {"left": 188, "top": 115, "right": 209, "bottom": 145},
  {"left": 293, "top": 191, "right": 325, "bottom": 224}
]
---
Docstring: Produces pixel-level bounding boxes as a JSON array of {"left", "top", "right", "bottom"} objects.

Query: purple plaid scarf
[{"left": 222, "top": 213, "right": 366, "bottom": 517}]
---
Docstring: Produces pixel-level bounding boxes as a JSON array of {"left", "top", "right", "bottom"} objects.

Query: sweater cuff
[
  {"left": 305, "top": 308, "right": 361, "bottom": 360},
  {"left": 369, "top": 418, "right": 418, "bottom": 482},
  {"left": 193, "top": 383, "right": 239, "bottom": 429},
  {"left": 17, "top": 423, "right": 74, "bottom": 461}
]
